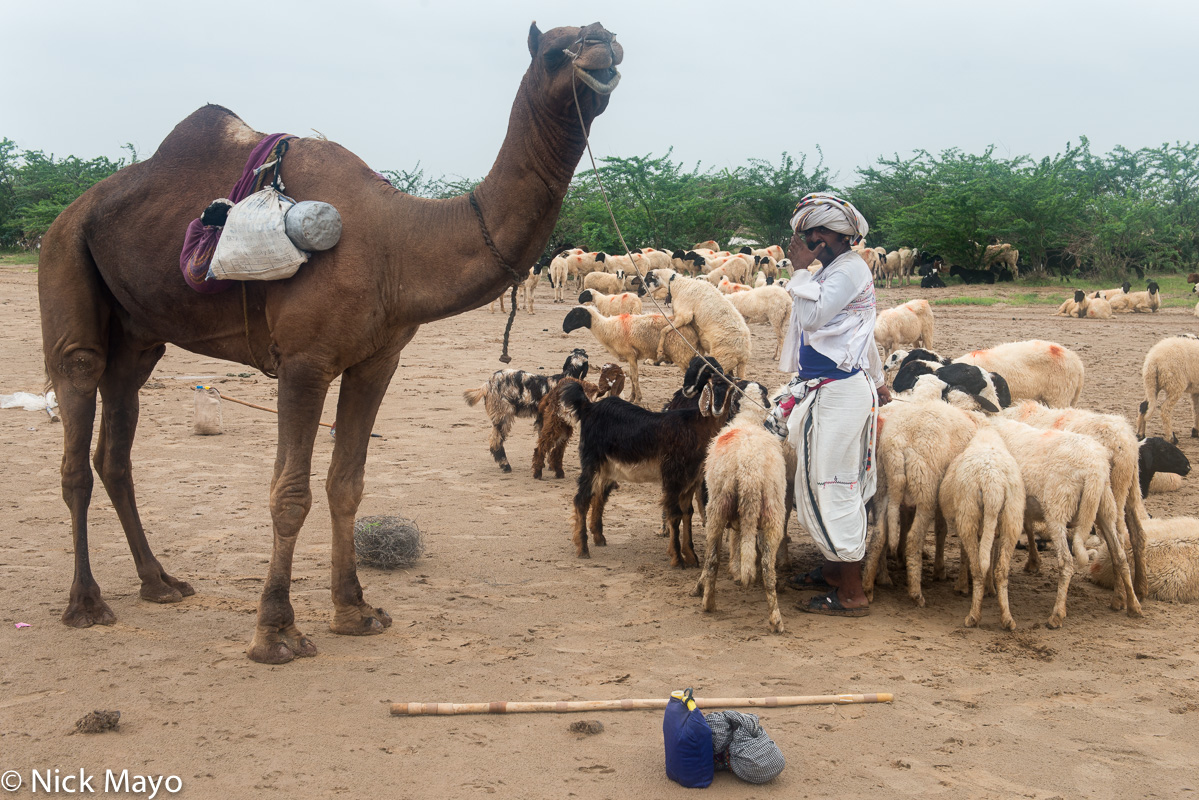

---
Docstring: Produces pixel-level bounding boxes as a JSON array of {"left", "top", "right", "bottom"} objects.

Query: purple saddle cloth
[{"left": 179, "top": 133, "right": 294, "bottom": 293}]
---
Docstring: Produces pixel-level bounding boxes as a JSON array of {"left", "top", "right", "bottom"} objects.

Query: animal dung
[
  {"left": 568, "top": 720, "right": 604, "bottom": 735},
  {"left": 354, "top": 515, "right": 425, "bottom": 569},
  {"left": 192, "top": 385, "right": 222, "bottom": 435},
  {"left": 74, "top": 710, "right": 120, "bottom": 734}
]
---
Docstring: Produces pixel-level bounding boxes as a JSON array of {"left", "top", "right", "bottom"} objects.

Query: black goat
[
  {"left": 464, "top": 349, "right": 589, "bottom": 472},
  {"left": 561, "top": 363, "right": 742, "bottom": 566},
  {"left": 949, "top": 265, "right": 996, "bottom": 285},
  {"left": 920, "top": 269, "right": 946, "bottom": 289}
]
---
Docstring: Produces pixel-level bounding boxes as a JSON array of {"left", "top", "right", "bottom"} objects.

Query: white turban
[{"left": 789, "top": 193, "right": 869, "bottom": 244}]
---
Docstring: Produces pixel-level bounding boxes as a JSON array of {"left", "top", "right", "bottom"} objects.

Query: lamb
[
  {"left": 578, "top": 288, "right": 643, "bottom": 316},
  {"left": 531, "top": 363, "right": 626, "bottom": 479},
  {"left": 582, "top": 269, "right": 627, "bottom": 294},
  {"left": 562, "top": 305, "right": 703, "bottom": 405},
  {"left": 987, "top": 417, "right": 1142, "bottom": 627},
  {"left": 723, "top": 285, "right": 791, "bottom": 359},
  {"left": 938, "top": 428, "right": 1026, "bottom": 629},
  {"left": 954, "top": 340, "right": 1084, "bottom": 408},
  {"left": 489, "top": 262, "right": 545, "bottom": 314},
  {"left": 999, "top": 399, "right": 1150, "bottom": 600},
  {"left": 1111, "top": 281, "right": 1161, "bottom": 313},
  {"left": 643, "top": 272, "right": 752, "bottom": 379},
  {"left": 862, "top": 398, "right": 981, "bottom": 606},
  {"left": 690, "top": 382, "right": 786, "bottom": 633},
  {"left": 463, "top": 349, "right": 589, "bottom": 473},
  {"left": 1074, "top": 290, "right": 1113, "bottom": 319},
  {"left": 1135, "top": 335, "right": 1199, "bottom": 443},
  {"left": 1138, "top": 436, "right": 1191, "bottom": 499},
  {"left": 873, "top": 299, "right": 935, "bottom": 360},
  {"left": 1090, "top": 518, "right": 1199, "bottom": 602},
  {"left": 561, "top": 362, "right": 742, "bottom": 565}
]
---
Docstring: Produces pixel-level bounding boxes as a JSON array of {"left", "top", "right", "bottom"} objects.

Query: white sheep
[
  {"left": 874, "top": 299, "right": 935, "bottom": 360},
  {"left": 954, "top": 340, "right": 1084, "bottom": 408},
  {"left": 1090, "top": 517, "right": 1199, "bottom": 603},
  {"left": 723, "top": 285, "right": 791, "bottom": 360},
  {"left": 987, "top": 417, "right": 1142, "bottom": 628},
  {"left": 982, "top": 243, "right": 1019, "bottom": 274},
  {"left": 489, "top": 263, "right": 543, "bottom": 315},
  {"left": 577, "top": 288, "right": 644, "bottom": 316},
  {"left": 1074, "top": 291, "right": 1113, "bottom": 319},
  {"left": 643, "top": 273, "right": 752, "bottom": 379},
  {"left": 583, "top": 269, "right": 627, "bottom": 294},
  {"left": 560, "top": 251, "right": 606, "bottom": 284},
  {"left": 898, "top": 247, "right": 917, "bottom": 285},
  {"left": 692, "top": 382, "right": 787, "bottom": 633},
  {"left": 1096, "top": 281, "right": 1131, "bottom": 300},
  {"left": 879, "top": 251, "right": 903, "bottom": 288},
  {"left": 1135, "top": 335, "right": 1199, "bottom": 443},
  {"left": 939, "top": 427, "right": 1025, "bottom": 629},
  {"left": 561, "top": 305, "right": 703, "bottom": 405},
  {"left": 998, "top": 400, "right": 1149, "bottom": 601},
  {"left": 1110, "top": 281, "right": 1160, "bottom": 312},
  {"left": 862, "top": 399, "right": 980, "bottom": 606},
  {"left": 1053, "top": 295, "right": 1081, "bottom": 317},
  {"left": 550, "top": 255, "right": 571, "bottom": 303}
]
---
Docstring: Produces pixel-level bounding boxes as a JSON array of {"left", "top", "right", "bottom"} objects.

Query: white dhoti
[{"left": 787, "top": 371, "right": 878, "bottom": 562}]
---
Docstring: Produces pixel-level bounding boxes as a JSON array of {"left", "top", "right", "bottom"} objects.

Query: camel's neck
[{"left": 400, "top": 75, "right": 591, "bottom": 323}]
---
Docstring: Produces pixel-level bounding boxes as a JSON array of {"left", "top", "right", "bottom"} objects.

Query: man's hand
[
  {"left": 787, "top": 230, "right": 825, "bottom": 270},
  {"left": 877, "top": 384, "right": 893, "bottom": 405}
]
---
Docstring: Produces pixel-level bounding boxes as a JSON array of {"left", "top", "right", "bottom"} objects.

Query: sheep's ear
[
  {"left": 528, "top": 22, "right": 542, "bottom": 57},
  {"left": 699, "top": 384, "right": 714, "bottom": 417}
]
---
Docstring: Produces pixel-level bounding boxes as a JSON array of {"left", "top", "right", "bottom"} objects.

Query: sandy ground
[{"left": 2, "top": 268, "right": 1198, "bottom": 799}]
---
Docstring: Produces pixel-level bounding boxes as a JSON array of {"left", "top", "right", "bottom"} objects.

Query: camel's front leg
[
  {"left": 247, "top": 364, "right": 331, "bottom": 664},
  {"left": 327, "top": 348, "right": 406, "bottom": 636}
]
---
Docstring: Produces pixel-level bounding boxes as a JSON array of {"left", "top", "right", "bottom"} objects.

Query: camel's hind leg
[
  {"left": 94, "top": 332, "right": 193, "bottom": 604},
  {"left": 327, "top": 345, "right": 408, "bottom": 638},
  {"left": 40, "top": 231, "right": 115, "bottom": 627},
  {"left": 246, "top": 362, "right": 332, "bottom": 664}
]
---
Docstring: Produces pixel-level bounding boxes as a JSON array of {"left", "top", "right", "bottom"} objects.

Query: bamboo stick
[
  {"left": 390, "top": 693, "right": 893, "bottom": 716},
  {"left": 210, "top": 390, "right": 334, "bottom": 429}
]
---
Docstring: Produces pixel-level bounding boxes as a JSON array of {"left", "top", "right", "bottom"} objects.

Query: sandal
[
  {"left": 803, "top": 591, "right": 870, "bottom": 617},
  {"left": 786, "top": 566, "right": 834, "bottom": 592}
]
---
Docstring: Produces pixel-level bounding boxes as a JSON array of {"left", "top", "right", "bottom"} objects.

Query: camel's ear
[
  {"left": 528, "top": 22, "right": 542, "bottom": 58},
  {"left": 699, "top": 384, "right": 714, "bottom": 417}
]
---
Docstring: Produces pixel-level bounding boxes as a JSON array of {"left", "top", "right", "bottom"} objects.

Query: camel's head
[{"left": 527, "top": 22, "right": 622, "bottom": 118}]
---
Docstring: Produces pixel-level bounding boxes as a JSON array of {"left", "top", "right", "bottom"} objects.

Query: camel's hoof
[
  {"left": 247, "top": 624, "right": 317, "bottom": 663},
  {"left": 331, "top": 604, "right": 392, "bottom": 636},
  {"left": 62, "top": 595, "right": 116, "bottom": 628},
  {"left": 139, "top": 571, "right": 194, "bottom": 604}
]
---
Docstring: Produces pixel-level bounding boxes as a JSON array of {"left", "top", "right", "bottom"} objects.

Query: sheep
[
  {"left": 938, "top": 428, "right": 1026, "bottom": 629},
  {"left": 999, "top": 399, "right": 1150, "bottom": 600},
  {"left": 561, "top": 362, "right": 743, "bottom": 566},
  {"left": 884, "top": 347, "right": 951, "bottom": 375},
  {"left": 1111, "top": 281, "right": 1161, "bottom": 313},
  {"left": 862, "top": 399, "right": 981, "bottom": 606},
  {"left": 690, "top": 382, "right": 786, "bottom": 632},
  {"left": 670, "top": 250, "right": 708, "bottom": 276},
  {"left": 550, "top": 255, "right": 571, "bottom": 303},
  {"left": 1135, "top": 335, "right": 1199, "bottom": 443},
  {"left": 873, "top": 299, "right": 935, "bottom": 361},
  {"left": 559, "top": 250, "right": 607, "bottom": 284},
  {"left": 982, "top": 243, "right": 1019, "bottom": 274},
  {"left": 562, "top": 305, "right": 703, "bottom": 405},
  {"left": 754, "top": 255, "right": 780, "bottom": 284},
  {"left": 1096, "top": 281, "right": 1132, "bottom": 300},
  {"left": 1193, "top": 282, "right": 1199, "bottom": 317},
  {"left": 1090, "top": 518, "right": 1199, "bottom": 603},
  {"left": 531, "top": 363, "right": 626, "bottom": 479},
  {"left": 987, "top": 417, "right": 1142, "bottom": 627},
  {"left": 643, "top": 272, "right": 752, "bottom": 379},
  {"left": 1054, "top": 294, "right": 1081, "bottom": 316},
  {"left": 855, "top": 246, "right": 884, "bottom": 279},
  {"left": 631, "top": 248, "right": 672, "bottom": 273},
  {"left": 578, "top": 288, "right": 644, "bottom": 316},
  {"left": 489, "top": 262, "right": 545, "bottom": 314},
  {"left": 920, "top": 269, "right": 946, "bottom": 289},
  {"left": 712, "top": 253, "right": 754, "bottom": 285},
  {"left": 723, "top": 285, "right": 792, "bottom": 360},
  {"left": 954, "top": 340, "right": 1084, "bottom": 408},
  {"left": 893, "top": 360, "right": 1011, "bottom": 411},
  {"left": 898, "top": 247, "right": 917, "bottom": 285},
  {"left": 1138, "top": 436, "right": 1191, "bottom": 498},
  {"left": 949, "top": 265, "right": 996, "bottom": 285},
  {"left": 879, "top": 251, "right": 903, "bottom": 288},
  {"left": 1074, "top": 290, "right": 1113, "bottom": 319},
  {"left": 750, "top": 244, "right": 785, "bottom": 263},
  {"left": 717, "top": 276, "right": 752, "bottom": 294},
  {"left": 694, "top": 240, "right": 721, "bottom": 252},
  {"left": 463, "top": 349, "right": 590, "bottom": 473},
  {"left": 583, "top": 269, "right": 627, "bottom": 294}
]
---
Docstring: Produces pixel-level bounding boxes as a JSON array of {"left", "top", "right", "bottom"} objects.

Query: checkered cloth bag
[{"left": 705, "top": 710, "right": 786, "bottom": 784}]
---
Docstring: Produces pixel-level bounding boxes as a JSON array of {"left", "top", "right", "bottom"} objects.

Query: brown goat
[{"left": 532, "top": 363, "right": 626, "bottom": 479}]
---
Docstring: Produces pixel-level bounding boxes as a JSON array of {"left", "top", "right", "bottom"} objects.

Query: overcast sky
[{"left": 5, "top": 0, "right": 1196, "bottom": 187}]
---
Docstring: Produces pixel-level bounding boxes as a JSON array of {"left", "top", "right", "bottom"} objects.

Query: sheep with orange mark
[
  {"left": 1135, "top": 335, "right": 1199, "bottom": 444},
  {"left": 582, "top": 269, "right": 627, "bottom": 295},
  {"left": 717, "top": 276, "right": 752, "bottom": 294},
  {"left": 691, "top": 382, "right": 787, "bottom": 633},
  {"left": 562, "top": 305, "right": 703, "bottom": 405},
  {"left": 642, "top": 273, "right": 752, "bottom": 379},
  {"left": 723, "top": 285, "right": 792, "bottom": 360},
  {"left": 873, "top": 299, "right": 935, "bottom": 361},
  {"left": 954, "top": 340, "right": 1084, "bottom": 408},
  {"left": 559, "top": 250, "right": 607, "bottom": 285},
  {"left": 1072, "top": 290, "right": 1113, "bottom": 319},
  {"left": 577, "top": 288, "right": 644, "bottom": 316}
]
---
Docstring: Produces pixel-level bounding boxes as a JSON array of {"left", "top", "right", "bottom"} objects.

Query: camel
[{"left": 37, "top": 22, "right": 623, "bottom": 664}]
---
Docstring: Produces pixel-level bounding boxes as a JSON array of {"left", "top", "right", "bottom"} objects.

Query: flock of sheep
[{"left": 464, "top": 239, "right": 1199, "bottom": 634}]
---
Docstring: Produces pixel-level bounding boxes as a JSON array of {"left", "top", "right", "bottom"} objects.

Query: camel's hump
[{"left": 152, "top": 105, "right": 262, "bottom": 163}]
